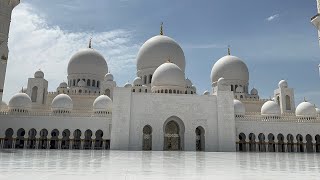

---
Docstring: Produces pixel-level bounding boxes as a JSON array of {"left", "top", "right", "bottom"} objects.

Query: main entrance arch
[{"left": 163, "top": 116, "right": 185, "bottom": 151}]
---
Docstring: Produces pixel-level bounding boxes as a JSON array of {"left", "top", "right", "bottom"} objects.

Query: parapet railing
[
  {"left": 236, "top": 114, "right": 320, "bottom": 123},
  {"left": 0, "top": 111, "right": 112, "bottom": 117}
]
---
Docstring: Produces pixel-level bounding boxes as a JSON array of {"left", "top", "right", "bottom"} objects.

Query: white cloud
[
  {"left": 3, "top": 3, "right": 139, "bottom": 102},
  {"left": 266, "top": 14, "right": 279, "bottom": 22}
]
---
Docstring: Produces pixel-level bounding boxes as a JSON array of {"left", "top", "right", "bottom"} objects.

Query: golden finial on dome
[
  {"left": 165, "top": 57, "right": 171, "bottom": 63},
  {"left": 88, "top": 37, "right": 92, "bottom": 48},
  {"left": 160, "top": 22, "right": 164, "bottom": 35},
  {"left": 227, "top": 45, "right": 231, "bottom": 55}
]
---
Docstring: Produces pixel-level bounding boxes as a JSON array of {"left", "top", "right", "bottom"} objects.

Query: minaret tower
[
  {"left": 311, "top": 0, "right": 320, "bottom": 45},
  {"left": 0, "top": 0, "right": 20, "bottom": 103}
]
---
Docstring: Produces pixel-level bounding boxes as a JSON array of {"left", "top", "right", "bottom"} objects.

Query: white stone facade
[{"left": 1, "top": 2, "right": 320, "bottom": 153}]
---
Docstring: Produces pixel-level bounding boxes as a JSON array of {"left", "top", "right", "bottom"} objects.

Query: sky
[{"left": 3, "top": 0, "right": 320, "bottom": 106}]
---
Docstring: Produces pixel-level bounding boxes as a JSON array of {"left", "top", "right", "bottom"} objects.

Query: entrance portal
[{"left": 164, "top": 121, "right": 180, "bottom": 151}]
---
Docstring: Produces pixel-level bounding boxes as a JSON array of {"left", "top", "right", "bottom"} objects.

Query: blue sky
[{"left": 4, "top": 0, "right": 320, "bottom": 106}]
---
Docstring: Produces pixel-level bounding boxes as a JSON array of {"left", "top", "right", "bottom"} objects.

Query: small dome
[
  {"left": 8, "top": 93, "right": 32, "bottom": 111},
  {"left": 124, "top": 82, "right": 132, "bottom": 88},
  {"left": 316, "top": 108, "right": 320, "bottom": 115},
  {"left": 59, "top": 82, "right": 68, "bottom": 88},
  {"left": 251, "top": 88, "right": 258, "bottom": 95},
  {"left": 105, "top": 73, "right": 114, "bottom": 81},
  {"left": 261, "top": 101, "right": 281, "bottom": 116},
  {"left": 185, "top": 78, "right": 192, "bottom": 87},
  {"left": 68, "top": 48, "right": 108, "bottom": 78},
  {"left": 151, "top": 62, "right": 185, "bottom": 88},
  {"left": 192, "top": 85, "right": 197, "bottom": 91},
  {"left": 34, "top": 70, "right": 44, "bottom": 78},
  {"left": 78, "top": 80, "right": 86, "bottom": 87},
  {"left": 296, "top": 101, "right": 316, "bottom": 118},
  {"left": 93, "top": 95, "right": 112, "bottom": 113},
  {"left": 1, "top": 101, "right": 8, "bottom": 110},
  {"left": 278, "top": 80, "right": 288, "bottom": 89},
  {"left": 235, "top": 86, "right": 243, "bottom": 93},
  {"left": 211, "top": 55, "right": 249, "bottom": 84},
  {"left": 51, "top": 94, "right": 73, "bottom": 112},
  {"left": 133, "top": 77, "right": 143, "bottom": 86},
  {"left": 136, "top": 35, "right": 186, "bottom": 72},
  {"left": 234, "top": 99, "right": 245, "bottom": 116},
  {"left": 203, "top": 90, "right": 210, "bottom": 95}
]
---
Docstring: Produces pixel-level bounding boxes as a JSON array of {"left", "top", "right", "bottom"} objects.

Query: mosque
[{"left": 1, "top": 0, "right": 320, "bottom": 152}]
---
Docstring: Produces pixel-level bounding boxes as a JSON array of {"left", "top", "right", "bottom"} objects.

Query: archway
[
  {"left": 315, "top": 135, "right": 320, "bottom": 153},
  {"left": 84, "top": 130, "right": 93, "bottom": 149},
  {"left": 95, "top": 130, "right": 104, "bottom": 149},
  {"left": 296, "top": 134, "right": 304, "bottom": 152},
  {"left": 163, "top": 117, "right": 185, "bottom": 151},
  {"left": 27, "top": 129, "right": 37, "bottom": 149},
  {"left": 73, "top": 129, "right": 82, "bottom": 149},
  {"left": 61, "top": 129, "right": 70, "bottom": 149},
  {"left": 31, "top": 86, "right": 38, "bottom": 102},
  {"left": 287, "top": 134, "right": 294, "bottom": 152},
  {"left": 306, "top": 134, "right": 313, "bottom": 153},
  {"left": 15, "top": 128, "right": 25, "bottom": 149},
  {"left": 258, "top": 133, "right": 266, "bottom": 152},
  {"left": 248, "top": 133, "right": 256, "bottom": 152},
  {"left": 50, "top": 129, "right": 59, "bottom": 149},
  {"left": 285, "top": 95, "right": 291, "bottom": 110},
  {"left": 277, "top": 134, "right": 285, "bottom": 152},
  {"left": 38, "top": 129, "right": 48, "bottom": 149},
  {"left": 195, "top": 126, "right": 205, "bottom": 151},
  {"left": 142, "top": 125, "right": 152, "bottom": 151},
  {"left": 267, "top": 133, "right": 275, "bottom": 152},
  {"left": 105, "top": 89, "right": 111, "bottom": 97},
  {"left": 238, "top": 133, "right": 246, "bottom": 152},
  {"left": 4, "top": 128, "right": 14, "bottom": 149}
]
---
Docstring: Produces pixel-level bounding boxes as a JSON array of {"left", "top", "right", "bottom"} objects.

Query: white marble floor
[{"left": 0, "top": 150, "right": 320, "bottom": 180}]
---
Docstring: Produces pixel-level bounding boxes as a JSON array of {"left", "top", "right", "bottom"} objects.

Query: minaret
[
  {"left": 0, "top": 0, "right": 20, "bottom": 103},
  {"left": 311, "top": 0, "right": 320, "bottom": 45}
]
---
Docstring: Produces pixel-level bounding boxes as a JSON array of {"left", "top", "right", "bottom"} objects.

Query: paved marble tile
[{"left": 0, "top": 150, "right": 320, "bottom": 179}]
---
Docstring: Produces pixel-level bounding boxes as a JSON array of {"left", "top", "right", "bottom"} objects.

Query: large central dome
[
  {"left": 67, "top": 48, "right": 108, "bottom": 77},
  {"left": 136, "top": 35, "right": 186, "bottom": 72}
]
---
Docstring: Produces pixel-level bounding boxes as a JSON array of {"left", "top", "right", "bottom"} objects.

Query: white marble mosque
[{"left": 1, "top": 0, "right": 320, "bottom": 153}]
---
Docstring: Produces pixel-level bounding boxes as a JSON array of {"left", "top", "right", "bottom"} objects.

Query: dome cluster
[{"left": 49, "top": 94, "right": 113, "bottom": 115}]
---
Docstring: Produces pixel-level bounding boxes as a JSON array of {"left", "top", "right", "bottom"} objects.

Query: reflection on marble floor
[{"left": 0, "top": 150, "right": 320, "bottom": 180}]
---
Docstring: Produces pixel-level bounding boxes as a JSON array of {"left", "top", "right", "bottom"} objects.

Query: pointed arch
[
  {"left": 248, "top": 133, "right": 256, "bottom": 152},
  {"left": 163, "top": 116, "right": 185, "bottom": 151},
  {"left": 267, "top": 133, "right": 275, "bottom": 152},
  {"left": 142, "top": 125, "right": 152, "bottom": 151},
  {"left": 238, "top": 133, "right": 246, "bottom": 152},
  {"left": 285, "top": 95, "right": 291, "bottom": 110},
  {"left": 195, "top": 126, "right": 205, "bottom": 151},
  {"left": 61, "top": 129, "right": 70, "bottom": 149},
  {"left": 84, "top": 129, "right": 93, "bottom": 149},
  {"left": 15, "top": 128, "right": 25, "bottom": 149},
  {"left": 277, "top": 134, "right": 285, "bottom": 152},
  {"left": 31, "top": 86, "right": 38, "bottom": 102}
]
